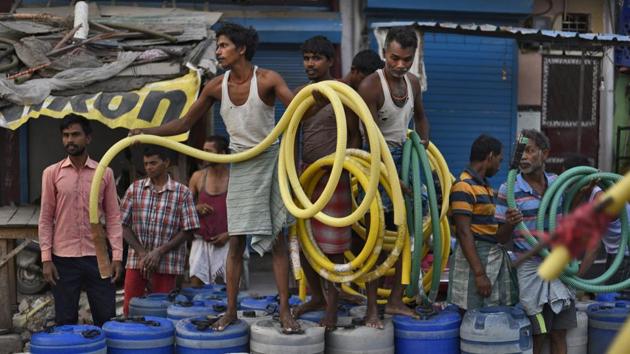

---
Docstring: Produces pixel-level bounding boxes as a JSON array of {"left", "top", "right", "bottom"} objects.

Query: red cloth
[
  {"left": 123, "top": 269, "right": 177, "bottom": 316},
  {"left": 547, "top": 201, "right": 614, "bottom": 258},
  {"left": 198, "top": 191, "right": 228, "bottom": 242},
  {"left": 309, "top": 170, "right": 352, "bottom": 254}
]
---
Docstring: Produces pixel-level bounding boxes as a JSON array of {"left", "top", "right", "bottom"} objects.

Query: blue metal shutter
[
  {"left": 423, "top": 33, "right": 517, "bottom": 188},
  {"left": 213, "top": 44, "right": 306, "bottom": 138}
]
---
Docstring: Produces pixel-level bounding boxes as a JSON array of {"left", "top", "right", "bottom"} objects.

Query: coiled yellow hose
[
  {"left": 88, "top": 80, "right": 408, "bottom": 285},
  {"left": 333, "top": 141, "right": 453, "bottom": 304}
]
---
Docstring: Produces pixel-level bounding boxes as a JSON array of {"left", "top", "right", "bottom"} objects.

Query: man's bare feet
[
  {"left": 279, "top": 309, "right": 302, "bottom": 334},
  {"left": 291, "top": 298, "right": 326, "bottom": 319},
  {"left": 365, "top": 306, "right": 384, "bottom": 329},
  {"left": 212, "top": 310, "right": 237, "bottom": 331},
  {"left": 338, "top": 291, "right": 366, "bottom": 305},
  {"left": 320, "top": 307, "right": 338, "bottom": 331},
  {"left": 385, "top": 300, "right": 418, "bottom": 318}
]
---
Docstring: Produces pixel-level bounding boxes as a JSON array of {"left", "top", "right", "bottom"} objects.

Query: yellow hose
[
  {"left": 89, "top": 80, "right": 408, "bottom": 287},
  {"left": 341, "top": 140, "right": 452, "bottom": 303}
]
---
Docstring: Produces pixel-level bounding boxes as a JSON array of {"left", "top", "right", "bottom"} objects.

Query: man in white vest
[{"left": 133, "top": 22, "right": 299, "bottom": 333}]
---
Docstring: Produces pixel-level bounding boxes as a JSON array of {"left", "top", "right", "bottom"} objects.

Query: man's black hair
[
  {"left": 143, "top": 145, "right": 171, "bottom": 161},
  {"left": 301, "top": 35, "right": 335, "bottom": 60},
  {"left": 521, "top": 129, "right": 551, "bottom": 151},
  {"left": 384, "top": 26, "right": 418, "bottom": 51},
  {"left": 216, "top": 22, "right": 259, "bottom": 61},
  {"left": 59, "top": 114, "right": 92, "bottom": 135},
  {"left": 205, "top": 135, "right": 230, "bottom": 154},
  {"left": 352, "top": 49, "right": 384, "bottom": 75},
  {"left": 563, "top": 153, "right": 592, "bottom": 170},
  {"left": 470, "top": 134, "right": 502, "bottom": 162}
]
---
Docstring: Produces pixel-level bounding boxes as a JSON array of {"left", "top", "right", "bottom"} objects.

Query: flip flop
[{"left": 323, "top": 325, "right": 337, "bottom": 333}]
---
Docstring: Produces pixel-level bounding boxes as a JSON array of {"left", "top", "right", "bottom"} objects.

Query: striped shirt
[
  {"left": 495, "top": 172, "right": 559, "bottom": 257},
  {"left": 121, "top": 176, "right": 200, "bottom": 275},
  {"left": 450, "top": 168, "right": 497, "bottom": 243}
]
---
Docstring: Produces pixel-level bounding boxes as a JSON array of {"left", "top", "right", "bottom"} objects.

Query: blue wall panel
[
  {"left": 422, "top": 33, "right": 518, "bottom": 188},
  {"left": 223, "top": 17, "right": 342, "bottom": 44},
  {"left": 366, "top": 0, "right": 532, "bottom": 15}
]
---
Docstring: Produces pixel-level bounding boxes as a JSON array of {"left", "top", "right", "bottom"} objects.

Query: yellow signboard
[{"left": 0, "top": 70, "right": 200, "bottom": 141}]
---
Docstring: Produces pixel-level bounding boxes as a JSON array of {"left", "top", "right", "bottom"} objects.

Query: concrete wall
[
  {"left": 532, "top": 0, "right": 605, "bottom": 33},
  {"left": 518, "top": 0, "right": 606, "bottom": 108},
  {"left": 518, "top": 52, "right": 543, "bottom": 107}
]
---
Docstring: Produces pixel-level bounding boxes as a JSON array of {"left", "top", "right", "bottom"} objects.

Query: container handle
[
  {"left": 265, "top": 303, "right": 278, "bottom": 315},
  {"left": 167, "top": 288, "right": 181, "bottom": 301},
  {"left": 81, "top": 329, "right": 101, "bottom": 339},
  {"left": 191, "top": 316, "right": 219, "bottom": 331},
  {"left": 112, "top": 316, "right": 161, "bottom": 327}
]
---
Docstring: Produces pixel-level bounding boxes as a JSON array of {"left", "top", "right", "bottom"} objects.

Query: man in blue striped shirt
[{"left": 495, "top": 130, "right": 576, "bottom": 354}]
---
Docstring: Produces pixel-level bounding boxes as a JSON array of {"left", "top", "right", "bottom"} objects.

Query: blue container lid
[
  {"left": 587, "top": 301, "right": 630, "bottom": 323},
  {"left": 595, "top": 292, "right": 620, "bottom": 303},
  {"left": 168, "top": 300, "right": 227, "bottom": 316},
  {"left": 193, "top": 293, "right": 226, "bottom": 301},
  {"left": 131, "top": 292, "right": 187, "bottom": 309},
  {"left": 299, "top": 309, "right": 350, "bottom": 323},
  {"left": 299, "top": 310, "right": 326, "bottom": 323},
  {"left": 31, "top": 325, "right": 104, "bottom": 347},
  {"left": 181, "top": 285, "right": 227, "bottom": 300},
  {"left": 240, "top": 295, "right": 278, "bottom": 311},
  {"left": 103, "top": 316, "right": 174, "bottom": 340},
  {"left": 288, "top": 295, "right": 303, "bottom": 307},
  {"left": 176, "top": 317, "right": 248, "bottom": 340},
  {"left": 192, "top": 291, "right": 248, "bottom": 303},
  {"left": 393, "top": 309, "right": 461, "bottom": 331},
  {"left": 173, "top": 299, "right": 227, "bottom": 308}
]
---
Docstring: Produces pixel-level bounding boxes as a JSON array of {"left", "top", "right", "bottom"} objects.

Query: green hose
[
  {"left": 506, "top": 167, "right": 630, "bottom": 292},
  {"left": 402, "top": 131, "right": 442, "bottom": 301}
]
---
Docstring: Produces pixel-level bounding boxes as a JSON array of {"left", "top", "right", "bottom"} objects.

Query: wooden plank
[
  {"left": 0, "top": 207, "right": 17, "bottom": 225},
  {"left": 0, "top": 240, "right": 12, "bottom": 330},
  {"left": 6, "top": 207, "right": 37, "bottom": 226},
  {"left": 0, "top": 228, "right": 39, "bottom": 240},
  {"left": 7, "top": 240, "right": 16, "bottom": 316},
  {"left": 0, "top": 240, "right": 30, "bottom": 268}
]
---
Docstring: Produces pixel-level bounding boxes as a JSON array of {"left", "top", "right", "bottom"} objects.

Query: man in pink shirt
[{"left": 38, "top": 115, "right": 123, "bottom": 326}]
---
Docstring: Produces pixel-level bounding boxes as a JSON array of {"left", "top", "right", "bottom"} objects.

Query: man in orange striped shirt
[{"left": 448, "top": 134, "right": 517, "bottom": 311}]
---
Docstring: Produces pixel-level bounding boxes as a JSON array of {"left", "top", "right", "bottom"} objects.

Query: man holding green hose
[
  {"left": 495, "top": 129, "right": 576, "bottom": 354},
  {"left": 130, "top": 23, "right": 300, "bottom": 333},
  {"left": 358, "top": 26, "right": 429, "bottom": 328}
]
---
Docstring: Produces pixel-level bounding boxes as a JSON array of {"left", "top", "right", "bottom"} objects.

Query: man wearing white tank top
[
  {"left": 358, "top": 26, "right": 430, "bottom": 328},
  {"left": 132, "top": 23, "right": 300, "bottom": 333}
]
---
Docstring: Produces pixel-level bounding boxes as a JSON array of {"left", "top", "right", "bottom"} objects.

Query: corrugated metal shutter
[
  {"left": 213, "top": 44, "right": 306, "bottom": 139},
  {"left": 423, "top": 33, "right": 517, "bottom": 188}
]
